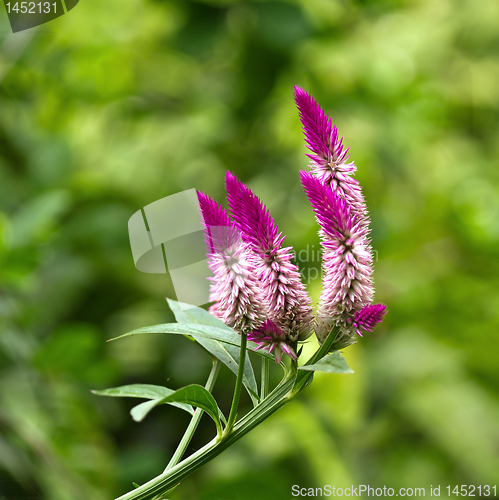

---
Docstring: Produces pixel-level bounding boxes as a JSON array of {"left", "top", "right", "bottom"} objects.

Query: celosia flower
[
  {"left": 225, "top": 171, "right": 314, "bottom": 342},
  {"left": 197, "top": 191, "right": 267, "bottom": 332},
  {"left": 348, "top": 303, "right": 387, "bottom": 337},
  {"left": 300, "top": 171, "right": 374, "bottom": 343},
  {"left": 294, "top": 86, "right": 369, "bottom": 227},
  {"left": 247, "top": 320, "right": 297, "bottom": 364}
]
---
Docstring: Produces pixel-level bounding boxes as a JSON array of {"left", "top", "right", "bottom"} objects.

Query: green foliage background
[{"left": 1, "top": 0, "right": 499, "bottom": 498}]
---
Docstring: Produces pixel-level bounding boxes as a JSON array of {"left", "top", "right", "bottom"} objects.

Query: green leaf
[
  {"left": 298, "top": 351, "right": 354, "bottom": 374},
  {"left": 166, "top": 298, "right": 232, "bottom": 330},
  {"left": 110, "top": 321, "right": 271, "bottom": 358},
  {"left": 167, "top": 299, "right": 259, "bottom": 405},
  {"left": 92, "top": 384, "right": 194, "bottom": 415},
  {"left": 130, "top": 384, "right": 223, "bottom": 436},
  {"left": 109, "top": 301, "right": 274, "bottom": 360},
  {"left": 108, "top": 322, "right": 238, "bottom": 343},
  {"left": 166, "top": 299, "right": 275, "bottom": 361}
]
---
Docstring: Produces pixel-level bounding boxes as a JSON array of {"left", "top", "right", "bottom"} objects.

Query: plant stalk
[
  {"left": 115, "top": 330, "right": 337, "bottom": 500},
  {"left": 224, "top": 330, "right": 247, "bottom": 435},
  {"left": 164, "top": 358, "right": 220, "bottom": 472},
  {"left": 291, "top": 326, "right": 340, "bottom": 397},
  {"left": 260, "top": 357, "right": 270, "bottom": 400},
  {"left": 115, "top": 372, "right": 295, "bottom": 500}
]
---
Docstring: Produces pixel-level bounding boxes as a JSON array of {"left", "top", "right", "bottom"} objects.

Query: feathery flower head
[
  {"left": 247, "top": 320, "right": 297, "bottom": 364},
  {"left": 225, "top": 171, "right": 284, "bottom": 256},
  {"left": 195, "top": 87, "right": 386, "bottom": 356},
  {"left": 294, "top": 86, "right": 350, "bottom": 168},
  {"left": 197, "top": 190, "right": 236, "bottom": 254},
  {"left": 300, "top": 170, "right": 364, "bottom": 242},
  {"left": 197, "top": 190, "right": 267, "bottom": 332},
  {"left": 294, "top": 86, "right": 369, "bottom": 226},
  {"left": 348, "top": 303, "right": 387, "bottom": 337},
  {"left": 226, "top": 171, "right": 314, "bottom": 341},
  {"left": 301, "top": 171, "right": 374, "bottom": 342}
]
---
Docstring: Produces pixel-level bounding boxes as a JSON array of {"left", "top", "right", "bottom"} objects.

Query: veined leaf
[
  {"left": 166, "top": 298, "right": 232, "bottom": 330},
  {"left": 167, "top": 299, "right": 259, "bottom": 405},
  {"left": 130, "top": 384, "right": 223, "bottom": 437},
  {"left": 298, "top": 351, "right": 353, "bottom": 374},
  {"left": 92, "top": 384, "right": 194, "bottom": 415},
  {"left": 108, "top": 322, "right": 239, "bottom": 344},
  {"left": 110, "top": 321, "right": 273, "bottom": 360},
  {"left": 109, "top": 302, "right": 275, "bottom": 361},
  {"left": 166, "top": 299, "right": 275, "bottom": 361}
]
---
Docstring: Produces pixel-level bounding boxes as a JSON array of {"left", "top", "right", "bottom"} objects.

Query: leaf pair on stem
[{"left": 93, "top": 299, "right": 352, "bottom": 500}]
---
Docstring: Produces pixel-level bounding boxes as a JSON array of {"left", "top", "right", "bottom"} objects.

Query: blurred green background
[{"left": 1, "top": 0, "right": 499, "bottom": 498}]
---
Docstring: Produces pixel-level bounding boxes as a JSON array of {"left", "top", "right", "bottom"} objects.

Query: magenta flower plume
[
  {"left": 294, "top": 86, "right": 369, "bottom": 226},
  {"left": 197, "top": 191, "right": 267, "bottom": 332},
  {"left": 224, "top": 172, "right": 284, "bottom": 256},
  {"left": 196, "top": 190, "right": 233, "bottom": 253},
  {"left": 301, "top": 171, "right": 375, "bottom": 343},
  {"left": 247, "top": 320, "right": 297, "bottom": 364},
  {"left": 349, "top": 304, "right": 387, "bottom": 337},
  {"left": 226, "top": 171, "right": 314, "bottom": 341}
]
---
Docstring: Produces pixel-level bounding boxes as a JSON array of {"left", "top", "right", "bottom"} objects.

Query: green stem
[
  {"left": 164, "top": 359, "right": 220, "bottom": 472},
  {"left": 115, "top": 332, "right": 342, "bottom": 500},
  {"left": 115, "top": 373, "right": 296, "bottom": 500},
  {"left": 305, "top": 326, "right": 340, "bottom": 365},
  {"left": 260, "top": 357, "right": 269, "bottom": 400},
  {"left": 224, "top": 330, "right": 247, "bottom": 435},
  {"left": 291, "top": 326, "right": 340, "bottom": 397}
]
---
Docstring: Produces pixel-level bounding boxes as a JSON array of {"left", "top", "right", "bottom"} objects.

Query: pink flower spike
[
  {"left": 351, "top": 304, "right": 387, "bottom": 336},
  {"left": 301, "top": 171, "right": 374, "bottom": 342},
  {"left": 226, "top": 171, "right": 314, "bottom": 341},
  {"left": 294, "top": 86, "right": 338, "bottom": 163},
  {"left": 294, "top": 86, "right": 369, "bottom": 227},
  {"left": 225, "top": 171, "right": 282, "bottom": 256},
  {"left": 197, "top": 190, "right": 267, "bottom": 332},
  {"left": 197, "top": 190, "right": 234, "bottom": 253},
  {"left": 248, "top": 320, "right": 297, "bottom": 364}
]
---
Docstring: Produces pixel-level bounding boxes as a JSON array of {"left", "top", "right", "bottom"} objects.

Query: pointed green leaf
[
  {"left": 108, "top": 322, "right": 240, "bottom": 344},
  {"left": 167, "top": 299, "right": 275, "bottom": 362},
  {"left": 109, "top": 301, "right": 275, "bottom": 361},
  {"left": 110, "top": 321, "right": 274, "bottom": 359},
  {"left": 92, "top": 384, "right": 195, "bottom": 415},
  {"left": 130, "top": 384, "right": 223, "bottom": 436},
  {"left": 298, "top": 351, "right": 353, "bottom": 374},
  {"left": 167, "top": 298, "right": 232, "bottom": 330}
]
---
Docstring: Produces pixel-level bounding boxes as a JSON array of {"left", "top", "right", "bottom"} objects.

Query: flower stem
[
  {"left": 114, "top": 330, "right": 341, "bottom": 500},
  {"left": 224, "top": 330, "right": 247, "bottom": 435},
  {"left": 115, "top": 372, "right": 296, "bottom": 500},
  {"left": 164, "top": 358, "right": 220, "bottom": 472},
  {"left": 290, "top": 325, "right": 340, "bottom": 397},
  {"left": 260, "top": 357, "right": 269, "bottom": 399}
]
